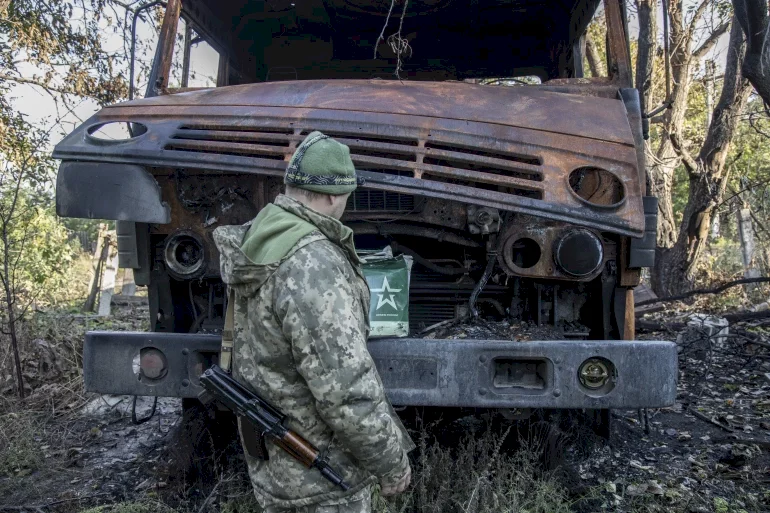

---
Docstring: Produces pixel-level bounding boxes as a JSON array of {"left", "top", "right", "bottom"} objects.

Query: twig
[
  {"left": 387, "top": 0, "right": 411, "bottom": 80},
  {"left": 197, "top": 474, "right": 233, "bottom": 513},
  {"left": 724, "top": 310, "right": 770, "bottom": 323},
  {"left": 635, "top": 277, "right": 770, "bottom": 307},
  {"left": 0, "top": 493, "right": 110, "bottom": 511},
  {"left": 418, "top": 317, "right": 462, "bottom": 336},
  {"left": 713, "top": 436, "right": 770, "bottom": 449},
  {"left": 636, "top": 320, "right": 687, "bottom": 332},
  {"left": 686, "top": 406, "right": 735, "bottom": 432},
  {"left": 373, "top": 0, "right": 397, "bottom": 59},
  {"left": 730, "top": 334, "right": 770, "bottom": 350}
]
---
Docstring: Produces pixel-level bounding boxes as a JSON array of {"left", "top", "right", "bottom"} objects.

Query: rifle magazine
[{"left": 238, "top": 416, "right": 269, "bottom": 460}]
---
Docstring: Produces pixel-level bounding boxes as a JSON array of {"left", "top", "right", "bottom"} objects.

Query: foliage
[
  {"left": 80, "top": 502, "right": 178, "bottom": 513},
  {"left": 0, "top": 96, "right": 80, "bottom": 312},
  {"left": 0, "top": 0, "right": 130, "bottom": 109},
  {"left": 0, "top": 194, "right": 79, "bottom": 306},
  {"left": 374, "top": 428, "right": 572, "bottom": 513},
  {"left": 0, "top": 411, "right": 43, "bottom": 476}
]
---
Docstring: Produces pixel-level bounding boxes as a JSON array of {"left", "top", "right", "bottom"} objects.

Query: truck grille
[
  {"left": 349, "top": 190, "right": 416, "bottom": 213},
  {"left": 165, "top": 124, "right": 545, "bottom": 200}
]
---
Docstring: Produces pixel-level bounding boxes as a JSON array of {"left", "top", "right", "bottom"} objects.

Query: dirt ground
[{"left": 1, "top": 305, "right": 769, "bottom": 513}]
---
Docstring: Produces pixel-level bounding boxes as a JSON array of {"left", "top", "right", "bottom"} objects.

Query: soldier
[{"left": 214, "top": 131, "right": 415, "bottom": 513}]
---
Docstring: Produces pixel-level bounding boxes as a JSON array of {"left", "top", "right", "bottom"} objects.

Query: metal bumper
[{"left": 84, "top": 331, "right": 677, "bottom": 408}]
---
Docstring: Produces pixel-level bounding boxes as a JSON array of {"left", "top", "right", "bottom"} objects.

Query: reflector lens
[{"left": 139, "top": 347, "right": 167, "bottom": 380}]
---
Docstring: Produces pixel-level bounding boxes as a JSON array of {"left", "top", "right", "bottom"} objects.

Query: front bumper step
[{"left": 84, "top": 331, "right": 677, "bottom": 409}]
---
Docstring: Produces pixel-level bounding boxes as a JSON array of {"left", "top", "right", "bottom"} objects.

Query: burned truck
[{"left": 54, "top": 0, "right": 677, "bottom": 432}]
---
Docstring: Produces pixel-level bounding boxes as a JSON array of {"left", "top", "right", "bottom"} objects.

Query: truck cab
[{"left": 54, "top": 0, "right": 676, "bottom": 426}]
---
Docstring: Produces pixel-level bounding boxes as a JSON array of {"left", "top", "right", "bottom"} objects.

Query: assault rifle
[{"left": 199, "top": 364, "right": 350, "bottom": 491}]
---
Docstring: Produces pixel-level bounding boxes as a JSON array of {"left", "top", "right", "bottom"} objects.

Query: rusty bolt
[{"left": 475, "top": 210, "right": 492, "bottom": 226}]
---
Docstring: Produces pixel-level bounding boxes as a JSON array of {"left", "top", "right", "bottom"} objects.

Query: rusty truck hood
[{"left": 53, "top": 80, "right": 645, "bottom": 236}]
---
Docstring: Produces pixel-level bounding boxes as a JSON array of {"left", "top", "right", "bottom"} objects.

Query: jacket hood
[
  {"left": 213, "top": 195, "right": 360, "bottom": 296},
  {"left": 213, "top": 224, "right": 275, "bottom": 297}
]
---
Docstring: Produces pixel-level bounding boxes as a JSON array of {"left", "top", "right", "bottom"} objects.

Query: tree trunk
[
  {"left": 732, "top": 0, "right": 770, "bottom": 106},
  {"left": 649, "top": 141, "right": 681, "bottom": 247},
  {"left": 649, "top": 1, "right": 695, "bottom": 250},
  {"left": 653, "top": 21, "right": 752, "bottom": 296},
  {"left": 649, "top": 1, "right": 732, "bottom": 295},
  {"left": 2, "top": 228, "right": 24, "bottom": 399},
  {"left": 585, "top": 35, "right": 606, "bottom": 77},
  {"left": 635, "top": 0, "right": 658, "bottom": 115},
  {"left": 738, "top": 207, "right": 761, "bottom": 284}
]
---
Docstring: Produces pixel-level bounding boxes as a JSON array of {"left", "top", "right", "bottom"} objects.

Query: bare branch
[
  {"left": 670, "top": 131, "right": 700, "bottom": 174},
  {"left": 688, "top": 0, "right": 713, "bottom": 34},
  {"left": 637, "top": 276, "right": 770, "bottom": 306},
  {"left": 693, "top": 21, "right": 732, "bottom": 59}
]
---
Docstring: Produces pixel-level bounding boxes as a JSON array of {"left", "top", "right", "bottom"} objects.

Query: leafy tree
[
  {"left": 0, "top": 110, "right": 76, "bottom": 398},
  {"left": 0, "top": 0, "right": 141, "bottom": 397},
  {"left": 631, "top": 0, "right": 759, "bottom": 295}
]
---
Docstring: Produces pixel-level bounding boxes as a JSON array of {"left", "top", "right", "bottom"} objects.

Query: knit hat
[{"left": 284, "top": 131, "right": 364, "bottom": 195}]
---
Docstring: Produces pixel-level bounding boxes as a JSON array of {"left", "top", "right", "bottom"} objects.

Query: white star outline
[{"left": 370, "top": 276, "right": 402, "bottom": 311}]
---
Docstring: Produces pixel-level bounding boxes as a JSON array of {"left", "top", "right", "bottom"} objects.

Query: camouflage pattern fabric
[
  {"left": 263, "top": 486, "right": 372, "bottom": 513},
  {"left": 214, "top": 194, "right": 414, "bottom": 511}
]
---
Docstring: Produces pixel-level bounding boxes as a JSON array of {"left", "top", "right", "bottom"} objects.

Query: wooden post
[
  {"left": 97, "top": 231, "right": 119, "bottom": 316},
  {"left": 624, "top": 288, "right": 635, "bottom": 340},
  {"left": 738, "top": 207, "right": 761, "bottom": 292},
  {"left": 84, "top": 224, "right": 108, "bottom": 312},
  {"left": 122, "top": 268, "right": 137, "bottom": 296}
]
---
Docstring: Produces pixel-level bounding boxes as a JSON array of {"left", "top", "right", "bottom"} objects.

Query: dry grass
[
  {"left": 374, "top": 426, "right": 573, "bottom": 513},
  {"left": 80, "top": 501, "right": 178, "bottom": 513},
  {"left": 66, "top": 424, "right": 574, "bottom": 513},
  {"left": 0, "top": 410, "right": 43, "bottom": 477}
]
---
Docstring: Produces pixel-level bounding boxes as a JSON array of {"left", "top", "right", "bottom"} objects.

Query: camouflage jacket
[{"left": 214, "top": 195, "right": 414, "bottom": 509}]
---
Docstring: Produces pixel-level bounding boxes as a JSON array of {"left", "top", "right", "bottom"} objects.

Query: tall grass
[{"left": 374, "top": 426, "right": 573, "bottom": 513}]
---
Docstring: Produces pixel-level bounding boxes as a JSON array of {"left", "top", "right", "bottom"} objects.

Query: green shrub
[
  {"left": 374, "top": 427, "right": 572, "bottom": 513},
  {"left": 80, "top": 501, "right": 177, "bottom": 513},
  {"left": 0, "top": 412, "right": 43, "bottom": 476}
]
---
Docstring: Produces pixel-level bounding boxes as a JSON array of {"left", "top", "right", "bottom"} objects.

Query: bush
[
  {"left": 374, "top": 427, "right": 572, "bottom": 513},
  {"left": 80, "top": 502, "right": 178, "bottom": 513},
  {"left": 0, "top": 411, "right": 43, "bottom": 476}
]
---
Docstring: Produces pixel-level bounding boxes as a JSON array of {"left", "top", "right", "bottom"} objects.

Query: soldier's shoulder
[{"left": 277, "top": 236, "right": 350, "bottom": 278}]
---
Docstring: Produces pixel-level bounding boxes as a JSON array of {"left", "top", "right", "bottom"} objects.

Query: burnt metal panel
[
  {"left": 56, "top": 162, "right": 170, "bottom": 223},
  {"left": 83, "top": 331, "right": 221, "bottom": 398},
  {"left": 83, "top": 331, "right": 677, "bottom": 408},
  {"left": 629, "top": 196, "right": 658, "bottom": 268},
  {"left": 367, "top": 338, "right": 677, "bottom": 408},
  {"left": 53, "top": 81, "right": 645, "bottom": 236},
  {"left": 98, "top": 80, "right": 634, "bottom": 144},
  {"left": 116, "top": 221, "right": 139, "bottom": 269}
]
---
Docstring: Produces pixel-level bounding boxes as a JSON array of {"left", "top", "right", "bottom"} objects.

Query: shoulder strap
[{"left": 220, "top": 288, "right": 235, "bottom": 373}]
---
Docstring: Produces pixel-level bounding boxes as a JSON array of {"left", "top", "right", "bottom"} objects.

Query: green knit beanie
[{"left": 284, "top": 131, "right": 364, "bottom": 195}]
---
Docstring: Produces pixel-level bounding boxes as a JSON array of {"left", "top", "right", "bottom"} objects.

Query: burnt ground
[{"left": 0, "top": 307, "right": 769, "bottom": 513}]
